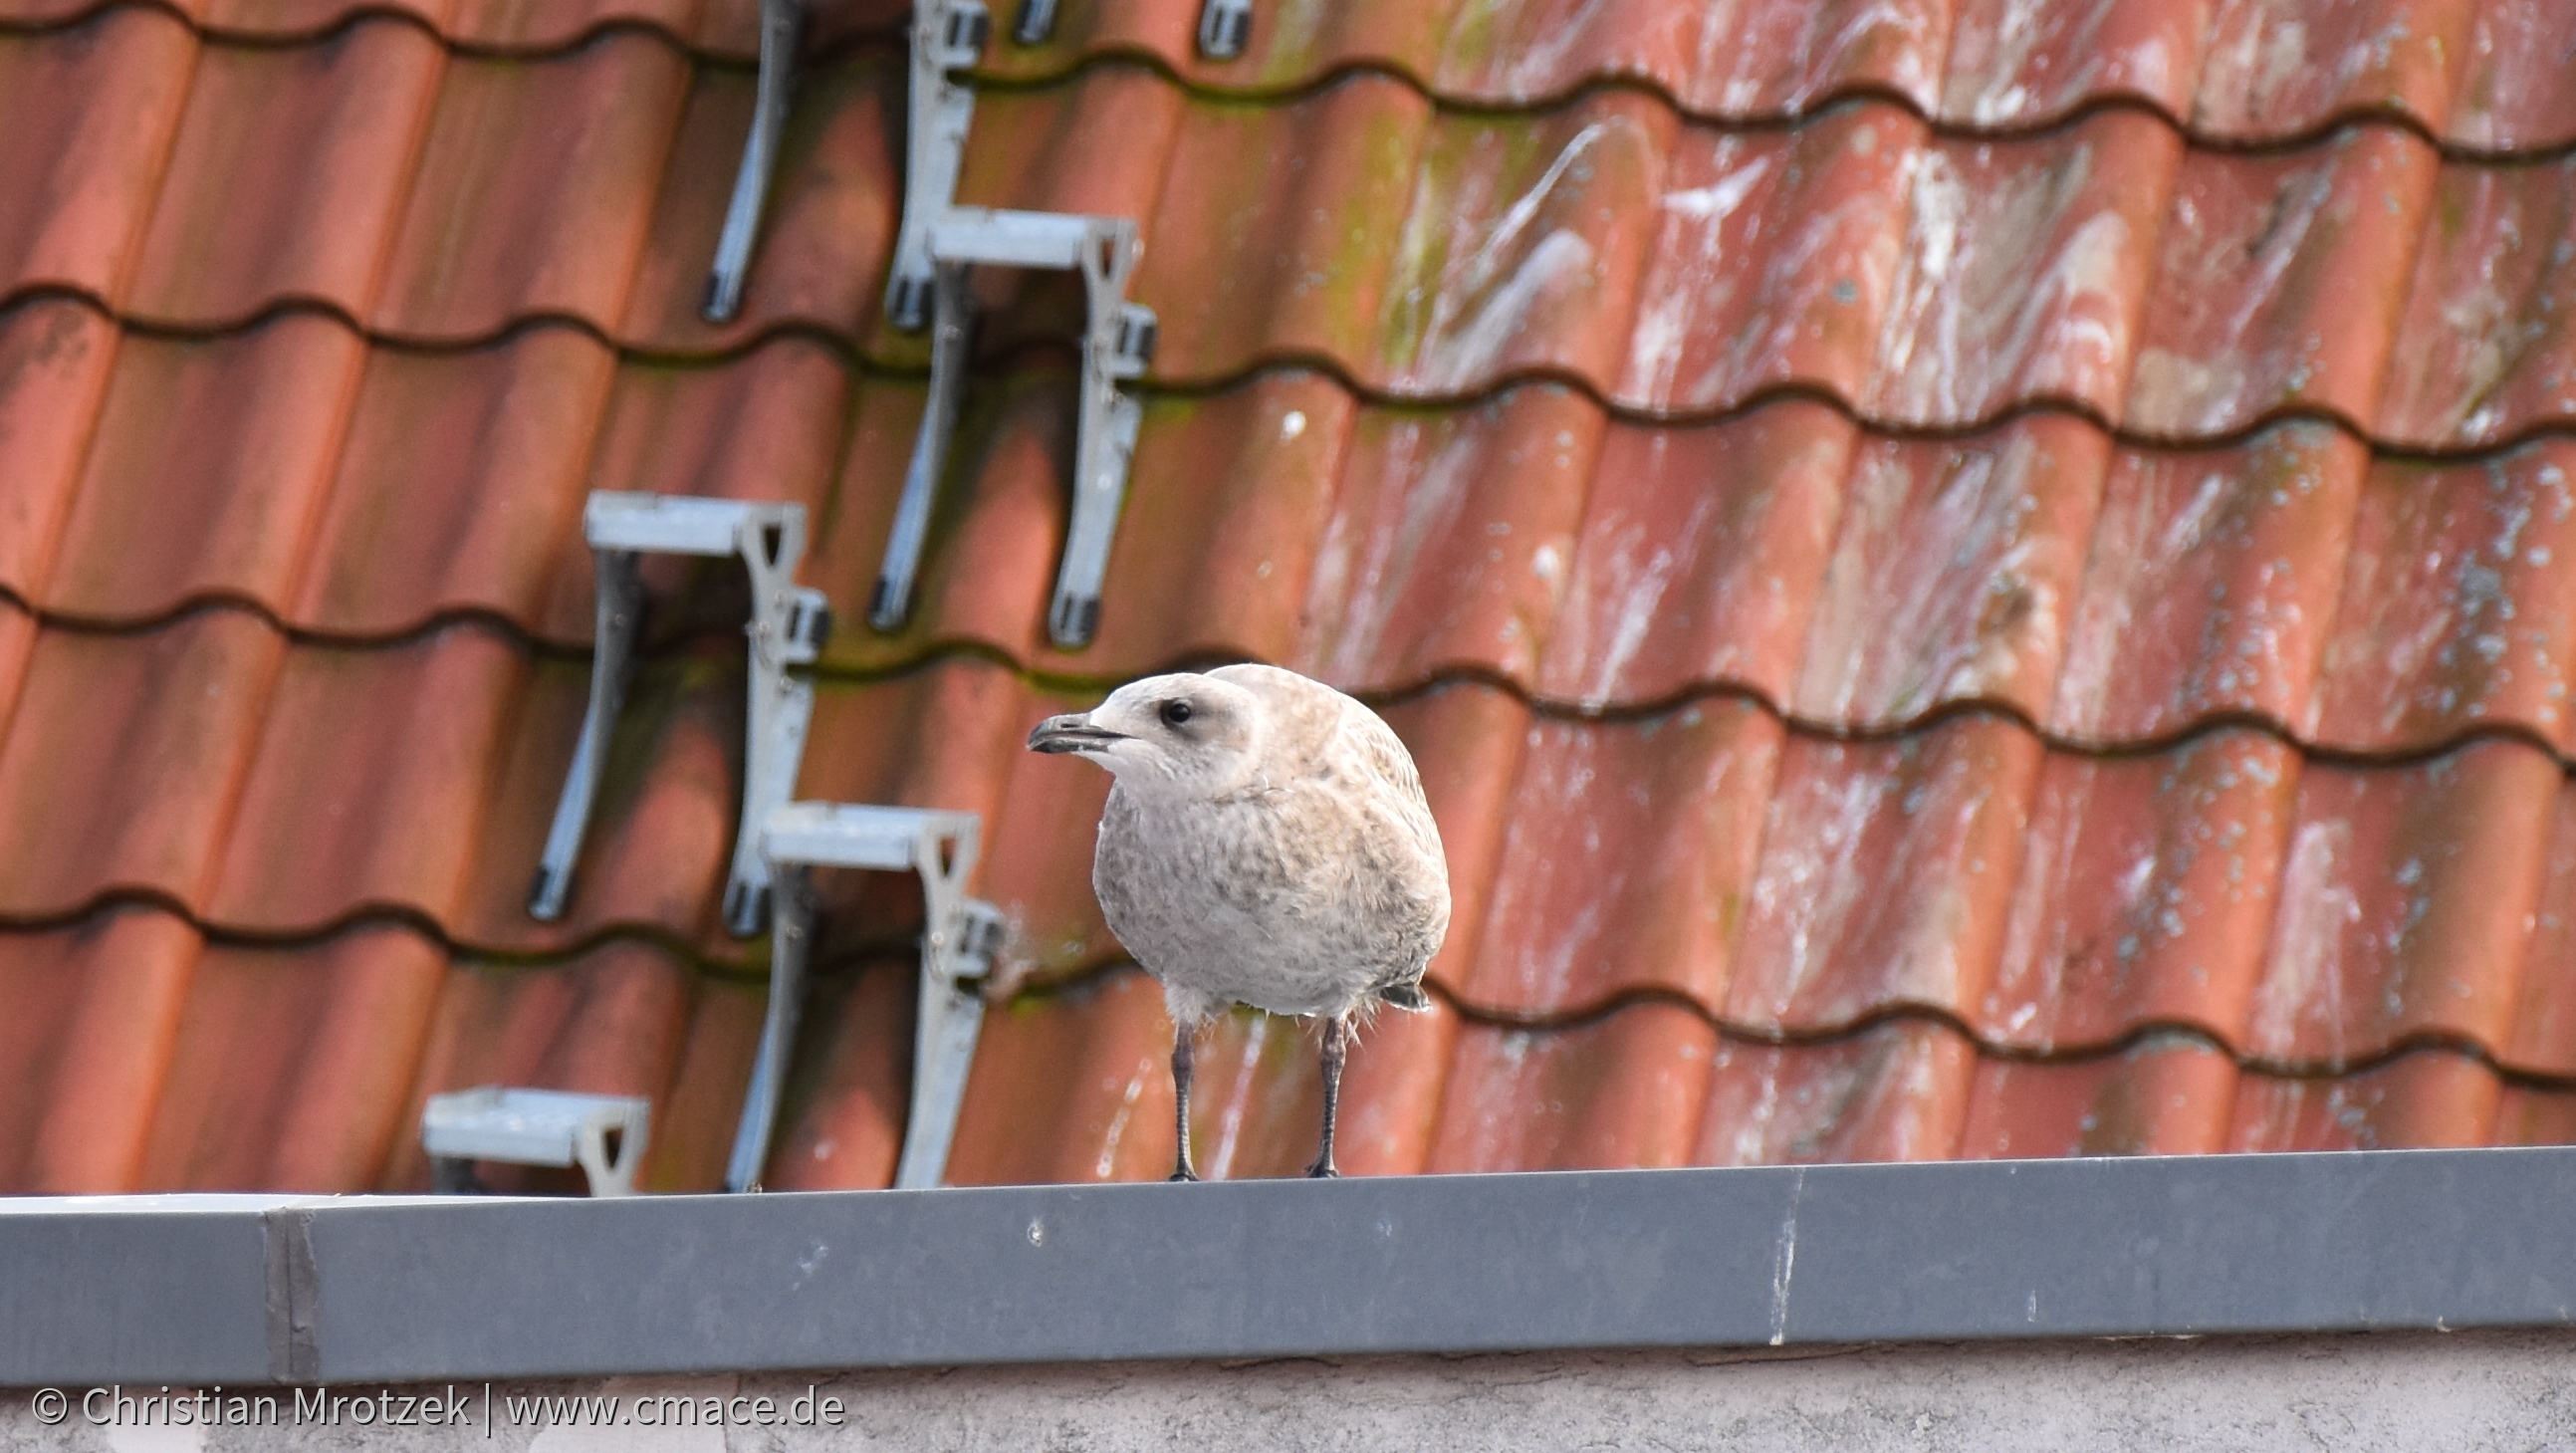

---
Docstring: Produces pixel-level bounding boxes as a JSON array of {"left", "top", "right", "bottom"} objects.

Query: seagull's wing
[
  {"left": 1335, "top": 702, "right": 1445, "bottom": 870},
  {"left": 1331, "top": 701, "right": 1452, "bottom": 992}
]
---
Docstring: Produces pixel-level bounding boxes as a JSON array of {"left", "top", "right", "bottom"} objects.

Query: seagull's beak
[{"left": 1028, "top": 713, "right": 1129, "bottom": 755}]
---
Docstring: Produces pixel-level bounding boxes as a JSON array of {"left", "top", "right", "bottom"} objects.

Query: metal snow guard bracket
[
  {"left": 705, "top": 0, "right": 1218, "bottom": 323},
  {"left": 882, "top": 0, "right": 995, "bottom": 334},
  {"left": 700, "top": 0, "right": 806, "bottom": 321},
  {"left": 1011, "top": 0, "right": 1247, "bottom": 57},
  {"left": 858, "top": 1, "right": 1155, "bottom": 649},
  {"left": 1009, "top": 0, "right": 1054, "bottom": 43},
  {"left": 870, "top": 206, "right": 1156, "bottom": 650},
  {"left": 726, "top": 802, "right": 1006, "bottom": 1194},
  {"left": 704, "top": 0, "right": 997, "bottom": 322},
  {"left": 421, "top": 1087, "right": 651, "bottom": 1198},
  {"left": 529, "top": 492, "right": 831, "bottom": 939},
  {"left": 1196, "top": 0, "right": 1251, "bottom": 57}
]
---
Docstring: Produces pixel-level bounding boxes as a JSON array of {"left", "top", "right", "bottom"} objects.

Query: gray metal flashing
[{"left": 4, "top": 1148, "right": 2573, "bottom": 1386}]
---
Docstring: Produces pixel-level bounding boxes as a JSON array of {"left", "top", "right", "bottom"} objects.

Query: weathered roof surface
[{"left": 5, "top": 0, "right": 2576, "bottom": 1194}]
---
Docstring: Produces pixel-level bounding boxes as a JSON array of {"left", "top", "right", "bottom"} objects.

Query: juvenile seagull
[{"left": 1028, "top": 663, "right": 1449, "bottom": 1179}]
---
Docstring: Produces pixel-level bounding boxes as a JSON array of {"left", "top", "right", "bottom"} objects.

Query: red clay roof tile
[
  {"left": 585, "top": 338, "right": 852, "bottom": 543},
  {"left": 1613, "top": 103, "right": 1912, "bottom": 415},
  {"left": 942, "top": 973, "right": 1462, "bottom": 1185},
  {"left": 17, "top": 0, "right": 2572, "bottom": 146},
  {"left": 445, "top": 643, "right": 751, "bottom": 955},
  {"left": 1959, "top": 1037, "right": 2240, "bottom": 1158},
  {"left": 2246, "top": 738, "right": 2557, "bottom": 1066},
  {"left": 2226, "top": 1049, "right": 2503, "bottom": 1150},
  {"left": 1860, "top": 110, "right": 2178, "bottom": 427},
  {"left": 628, "top": 968, "right": 766, "bottom": 1190},
  {"left": 1171, "top": 1004, "right": 1329, "bottom": 1181},
  {"left": 2493, "top": 1081, "right": 2576, "bottom": 1149},
  {"left": 125, "top": 19, "right": 442, "bottom": 327},
  {"left": 205, "top": 625, "right": 528, "bottom": 932},
  {"left": 371, "top": 32, "right": 691, "bottom": 340},
  {"left": 198, "top": 0, "right": 440, "bottom": 36},
  {"left": 1792, "top": 415, "right": 2109, "bottom": 726},
  {"left": 2193, "top": 0, "right": 2477, "bottom": 142},
  {"left": 1067, "top": 373, "right": 1360, "bottom": 673},
  {"left": 1459, "top": 699, "right": 1779, "bottom": 1017},
  {"left": 2127, "top": 124, "right": 2439, "bottom": 438},
  {"left": 0, "top": 10, "right": 196, "bottom": 308},
  {"left": 1327, "top": 996, "right": 1461, "bottom": 1177},
  {"left": 1589, "top": 0, "right": 1942, "bottom": 115},
  {"left": 1696, "top": 1020, "right": 1977, "bottom": 1165},
  {"left": 292, "top": 328, "right": 617, "bottom": 639},
  {"left": 2452, "top": 2, "right": 2576, "bottom": 151},
  {"left": 1378, "top": 682, "right": 1532, "bottom": 999},
  {"left": 0, "top": 906, "right": 204, "bottom": 1193},
  {"left": 135, "top": 924, "right": 448, "bottom": 1191},
  {"left": 1536, "top": 401, "right": 1852, "bottom": 709},
  {"left": 445, "top": 0, "right": 696, "bottom": 54},
  {"left": 1429, "top": 1001, "right": 1718, "bottom": 1172},
  {"left": 957, "top": 57, "right": 1187, "bottom": 226},
  {"left": 2312, "top": 445, "right": 2576, "bottom": 752},
  {"left": 1982, "top": 732, "right": 2297, "bottom": 1052},
  {"left": 1296, "top": 382, "right": 1600, "bottom": 690},
  {"left": 1127, "top": 72, "right": 1433, "bottom": 383},
  {"left": 45, "top": 315, "right": 367, "bottom": 619},
  {"left": 6, "top": 0, "right": 2576, "bottom": 1197},
  {"left": 379, "top": 937, "right": 715, "bottom": 1190},
  {"left": 22, "top": 28, "right": 2576, "bottom": 432},
  {"left": 860, "top": 371, "right": 1094, "bottom": 668},
  {"left": 1941, "top": 0, "right": 2212, "bottom": 129},
  {"left": 756, "top": 956, "right": 914, "bottom": 1192},
  {"left": 1724, "top": 716, "right": 2043, "bottom": 1034},
  {"left": 964, "top": 682, "right": 1131, "bottom": 984},
  {"left": 817, "top": 366, "right": 1356, "bottom": 677},
  {"left": 947, "top": 969, "right": 1175, "bottom": 1185},
  {"left": 2377, "top": 156, "right": 2576, "bottom": 451},
  {"left": 0, "top": 301, "right": 119, "bottom": 607},
  {"left": 0, "top": 607, "right": 35, "bottom": 755},
  {"left": 0, "top": 612, "right": 285, "bottom": 918},
  {"left": 1376, "top": 91, "right": 1675, "bottom": 396},
  {"left": 2049, "top": 421, "right": 2365, "bottom": 743},
  {"left": 959, "top": 0, "right": 2576, "bottom": 156},
  {"left": 2503, "top": 779, "right": 2576, "bottom": 1079}
]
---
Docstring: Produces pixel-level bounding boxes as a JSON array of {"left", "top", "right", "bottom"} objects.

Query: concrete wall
[{"left": 9, "top": 1330, "right": 2573, "bottom": 1452}]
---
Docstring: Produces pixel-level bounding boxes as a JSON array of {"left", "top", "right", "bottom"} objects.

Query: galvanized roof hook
[
  {"left": 707, "top": 0, "right": 1252, "bottom": 322},
  {"left": 729, "top": 803, "right": 1006, "bottom": 1192},
  {"left": 421, "top": 1088, "right": 652, "bottom": 1197},
  {"left": 707, "top": 0, "right": 1163, "bottom": 647},
  {"left": 868, "top": 2, "right": 1159, "bottom": 650},
  {"left": 1010, "top": 0, "right": 1252, "bottom": 57},
  {"left": 871, "top": 210, "right": 1155, "bottom": 649},
  {"left": 1195, "top": 0, "right": 1252, "bottom": 57},
  {"left": 703, "top": 0, "right": 806, "bottom": 322},
  {"left": 529, "top": 492, "right": 831, "bottom": 938}
]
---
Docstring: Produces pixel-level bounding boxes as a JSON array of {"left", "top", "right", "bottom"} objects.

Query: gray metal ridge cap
[
  {"left": 0, "top": 1193, "right": 493, "bottom": 1214},
  {"left": 6, "top": 1147, "right": 2576, "bottom": 1387}
]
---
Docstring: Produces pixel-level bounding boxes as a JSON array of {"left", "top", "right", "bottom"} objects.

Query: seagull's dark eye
[{"left": 1159, "top": 700, "right": 1194, "bottom": 728}]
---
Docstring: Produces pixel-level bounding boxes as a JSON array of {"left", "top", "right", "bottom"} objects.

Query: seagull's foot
[
  {"left": 1169, "top": 1167, "right": 1201, "bottom": 1183},
  {"left": 1303, "top": 1161, "right": 1339, "bottom": 1179}
]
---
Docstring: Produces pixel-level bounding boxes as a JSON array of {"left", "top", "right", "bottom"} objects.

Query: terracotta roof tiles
[
  {"left": 5, "top": 0, "right": 2576, "bottom": 1195},
  {"left": 1981, "top": 732, "right": 2296, "bottom": 1052}
]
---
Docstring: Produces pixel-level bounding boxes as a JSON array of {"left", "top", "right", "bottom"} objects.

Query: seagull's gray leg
[
  {"left": 1169, "top": 1024, "right": 1201, "bottom": 1182},
  {"left": 1305, "top": 1010, "right": 1351, "bottom": 1178}
]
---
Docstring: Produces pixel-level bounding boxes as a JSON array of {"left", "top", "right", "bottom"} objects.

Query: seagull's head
[{"left": 1027, "top": 667, "right": 1300, "bottom": 799}]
